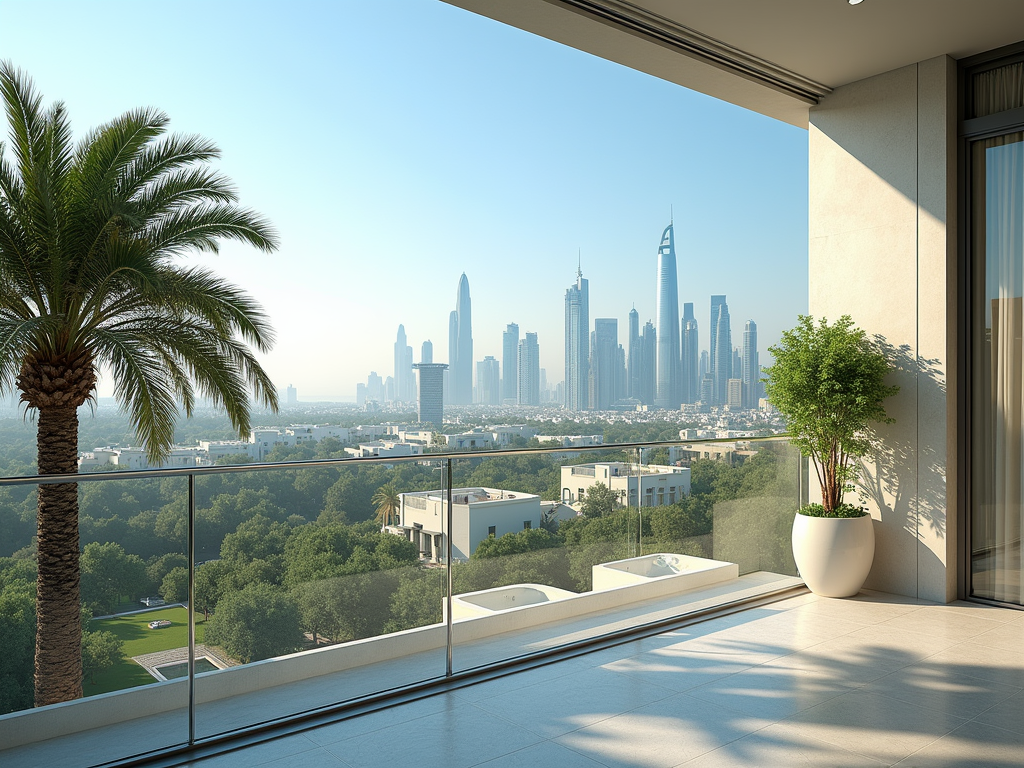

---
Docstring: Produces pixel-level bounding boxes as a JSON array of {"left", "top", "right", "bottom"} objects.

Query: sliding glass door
[{"left": 970, "top": 59, "right": 1024, "bottom": 603}]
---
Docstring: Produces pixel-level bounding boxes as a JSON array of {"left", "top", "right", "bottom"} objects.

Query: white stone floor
[
  {"left": 177, "top": 590, "right": 1024, "bottom": 768},
  {"left": 6, "top": 583, "right": 1024, "bottom": 768}
]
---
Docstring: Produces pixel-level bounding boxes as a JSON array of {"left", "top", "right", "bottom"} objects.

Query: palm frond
[
  {"left": 89, "top": 329, "right": 179, "bottom": 463},
  {"left": 146, "top": 204, "right": 278, "bottom": 255}
]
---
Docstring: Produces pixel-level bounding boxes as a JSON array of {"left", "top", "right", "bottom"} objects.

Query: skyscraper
[
  {"left": 627, "top": 307, "right": 640, "bottom": 400},
  {"left": 518, "top": 332, "right": 540, "bottom": 406},
  {"left": 564, "top": 265, "right": 589, "bottom": 411},
  {"left": 681, "top": 302, "right": 698, "bottom": 405},
  {"left": 656, "top": 223, "right": 680, "bottom": 409},
  {"left": 709, "top": 295, "right": 726, "bottom": 389},
  {"left": 286, "top": 384, "right": 297, "bottom": 405},
  {"left": 590, "top": 318, "right": 619, "bottom": 411},
  {"left": 502, "top": 323, "right": 519, "bottom": 403},
  {"left": 639, "top": 321, "right": 657, "bottom": 405},
  {"left": 477, "top": 356, "right": 500, "bottom": 405},
  {"left": 742, "top": 320, "right": 759, "bottom": 409},
  {"left": 421, "top": 340, "right": 433, "bottom": 364},
  {"left": 413, "top": 363, "right": 447, "bottom": 429},
  {"left": 712, "top": 299, "right": 732, "bottom": 405},
  {"left": 394, "top": 325, "right": 414, "bottom": 403},
  {"left": 448, "top": 274, "right": 473, "bottom": 405}
]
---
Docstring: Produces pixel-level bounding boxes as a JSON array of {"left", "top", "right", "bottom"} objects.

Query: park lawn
[{"left": 84, "top": 608, "right": 207, "bottom": 696}]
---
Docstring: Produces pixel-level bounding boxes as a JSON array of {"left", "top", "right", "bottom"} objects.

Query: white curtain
[
  {"left": 974, "top": 62, "right": 1024, "bottom": 118},
  {"left": 979, "top": 136, "right": 1024, "bottom": 602}
]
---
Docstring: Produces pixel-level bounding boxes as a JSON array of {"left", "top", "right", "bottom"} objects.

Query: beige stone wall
[{"left": 808, "top": 56, "right": 958, "bottom": 602}]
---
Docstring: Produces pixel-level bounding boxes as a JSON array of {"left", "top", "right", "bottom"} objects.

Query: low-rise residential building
[
  {"left": 489, "top": 424, "right": 538, "bottom": 446},
  {"left": 537, "top": 434, "right": 604, "bottom": 448},
  {"left": 560, "top": 462, "right": 691, "bottom": 508},
  {"left": 393, "top": 487, "right": 543, "bottom": 562},
  {"left": 344, "top": 440, "right": 423, "bottom": 458},
  {"left": 443, "top": 431, "right": 495, "bottom": 451},
  {"left": 675, "top": 441, "right": 757, "bottom": 467}
]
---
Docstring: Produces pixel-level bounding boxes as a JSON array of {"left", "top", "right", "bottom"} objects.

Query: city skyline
[{"left": 357, "top": 220, "right": 769, "bottom": 413}]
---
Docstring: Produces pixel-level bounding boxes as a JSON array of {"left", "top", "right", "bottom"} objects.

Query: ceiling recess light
[{"left": 849, "top": 0, "right": 864, "bottom": 4}]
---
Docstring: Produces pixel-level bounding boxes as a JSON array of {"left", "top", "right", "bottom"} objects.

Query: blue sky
[{"left": 0, "top": 0, "right": 808, "bottom": 401}]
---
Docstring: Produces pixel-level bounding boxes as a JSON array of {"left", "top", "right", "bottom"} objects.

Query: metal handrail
[{"left": 0, "top": 434, "right": 790, "bottom": 486}]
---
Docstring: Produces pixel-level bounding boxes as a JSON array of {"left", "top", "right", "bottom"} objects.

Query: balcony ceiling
[{"left": 444, "top": 0, "right": 1024, "bottom": 126}]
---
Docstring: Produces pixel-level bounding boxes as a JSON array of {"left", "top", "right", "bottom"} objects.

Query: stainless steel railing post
[
  {"left": 187, "top": 472, "right": 196, "bottom": 745},
  {"left": 445, "top": 458, "right": 453, "bottom": 678}
]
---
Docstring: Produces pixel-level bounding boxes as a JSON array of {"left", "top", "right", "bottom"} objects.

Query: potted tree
[{"left": 764, "top": 315, "right": 899, "bottom": 597}]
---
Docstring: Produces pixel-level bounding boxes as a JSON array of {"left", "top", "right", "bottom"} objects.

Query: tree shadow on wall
[{"left": 857, "top": 336, "right": 947, "bottom": 549}]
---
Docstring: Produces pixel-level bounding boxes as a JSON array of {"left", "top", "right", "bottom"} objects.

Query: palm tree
[
  {"left": 372, "top": 483, "right": 400, "bottom": 530},
  {"left": 0, "top": 63, "right": 278, "bottom": 706}
]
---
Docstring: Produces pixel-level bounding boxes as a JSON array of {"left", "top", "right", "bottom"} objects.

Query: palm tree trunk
[{"left": 34, "top": 404, "right": 83, "bottom": 706}]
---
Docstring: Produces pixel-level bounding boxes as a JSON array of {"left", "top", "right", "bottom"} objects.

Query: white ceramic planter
[{"left": 792, "top": 513, "right": 874, "bottom": 598}]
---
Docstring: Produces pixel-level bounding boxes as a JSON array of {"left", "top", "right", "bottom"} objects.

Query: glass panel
[
  {"left": 446, "top": 439, "right": 801, "bottom": 673},
  {"left": 971, "top": 130, "right": 1024, "bottom": 603},
  {"left": 972, "top": 62, "right": 1024, "bottom": 119},
  {"left": 193, "top": 458, "right": 446, "bottom": 740},
  {"left": 0, "top": 474, "right": 189, "bottom": 766}
]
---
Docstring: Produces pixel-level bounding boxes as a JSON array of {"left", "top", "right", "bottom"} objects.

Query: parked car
[
  {"left": 148, "top": 620, "right": 172, "bottom": 629},
  {"left": 140, "top": 597, "right": 166, "bottom": 607}
]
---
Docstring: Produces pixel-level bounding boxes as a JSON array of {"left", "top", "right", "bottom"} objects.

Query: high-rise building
[
  {"left": 732, "top": 348, "right": 742, "bottom": 385},
  {"left": 394, "top": 325, "right": 415, "bottom": 403},
  {"left": 421, "top": 340, "right": 433, "bottom": 364},
  {"left": 616, "top": 344, "right": 627, "bottom": 405},
  {"left": 699, "top": 373, "right": 714, "bottom": 405},
  {"left": 681, "top": 302, "right": 698, "bottom": 405},
  {"left": 727, "top": 378, "right": 744, "bottom": 409},
  {"left": 564, "top": 265, "right": 589, "bottom": 411},
  {"left": 590, "top": 318, "right": 618, "bottom": 411},
  {"left": 712, "top": 299, "right": 732, "bottom": 405},
  {"left": 448, "top": 274, "right": 473, "bottom": 405},
  {"left": 502, "top": 323, "right": 519, "bottom": 403},
  {"left": 709, "top": 295, "right": 726, "bottom": 390},
  {"left": 639, "top": 321, "right": 657, "bottom": 405},
  {"left": 366, "top": 371, "right": 384, "bottom": 403},
  {"left": 413, "top": 363, "right": 447, "bottom": 429},
  {"left": 742, "top": 320, "right": 759, "bottom": 409},
  {"left": 477, "top": 356, "right": 500, "bottom": 405},
  {"left": 286, "top": 384, "right": 297, "bottom": 405},
  {"left": 518, "top": 332, "right": 540, "bottom": 406},
  {"left": 627, "top": 307, "right": 640, "bottom": 400},
  {"left": 699, "top": 349, "right": 709, "bottom": 382},
  {"left": 656, "top": 223, "right": 680, "bottom": 409}
]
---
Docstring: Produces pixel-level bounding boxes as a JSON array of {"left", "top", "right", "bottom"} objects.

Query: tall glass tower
[
  {"left": 627, "top": 307, "right": 640, "bottom": 400},
  {"left": 681, "top": 302, "right": 698, "bottom": 404},
  {"left": 394, "top": 324, "right": 414, "bottom": 403},
  {"left": 655, "top": 223, "right": 680, "bottom": 409},
  {"left": 742, "top": 320, "right": 759, "bottom": 409},
  {"left": 448, "top": 274, "right": 473, "bottom": 405},
  {"left": 712, "top": 299, "right": 732, "bottom": 405},
  {"left": 564, "top": 265, "right": 589, "bottom": 411},
  {"left": 502, "top": 323, "right": 519, "bottom": 403}
]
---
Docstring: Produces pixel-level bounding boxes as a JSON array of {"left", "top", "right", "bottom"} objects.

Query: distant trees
[
  {"left": 0, "top": 574, "right": 35, "bottom": 712},
  {"left": 159, "top": 567, "right": 189, "bottom": 603},
  {"left": 473, "top": 528, "right": 562, "bottom": 559},
  {"left": 580, "top": 483, "right": 619, "bottom": 518},
  {"left": 205, "top": 583, "right": 302, "bottom": 664},
  {"left": 80, "top": 543, "right": 149, "bottom": 614},
  {"left": 81, "top": 630, "right": 125, "bottom": 686}
]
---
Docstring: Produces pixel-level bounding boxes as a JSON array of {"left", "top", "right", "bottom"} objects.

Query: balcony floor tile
[{"left": 8, "top": 584, "right": 1024, "bottom": 768}]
